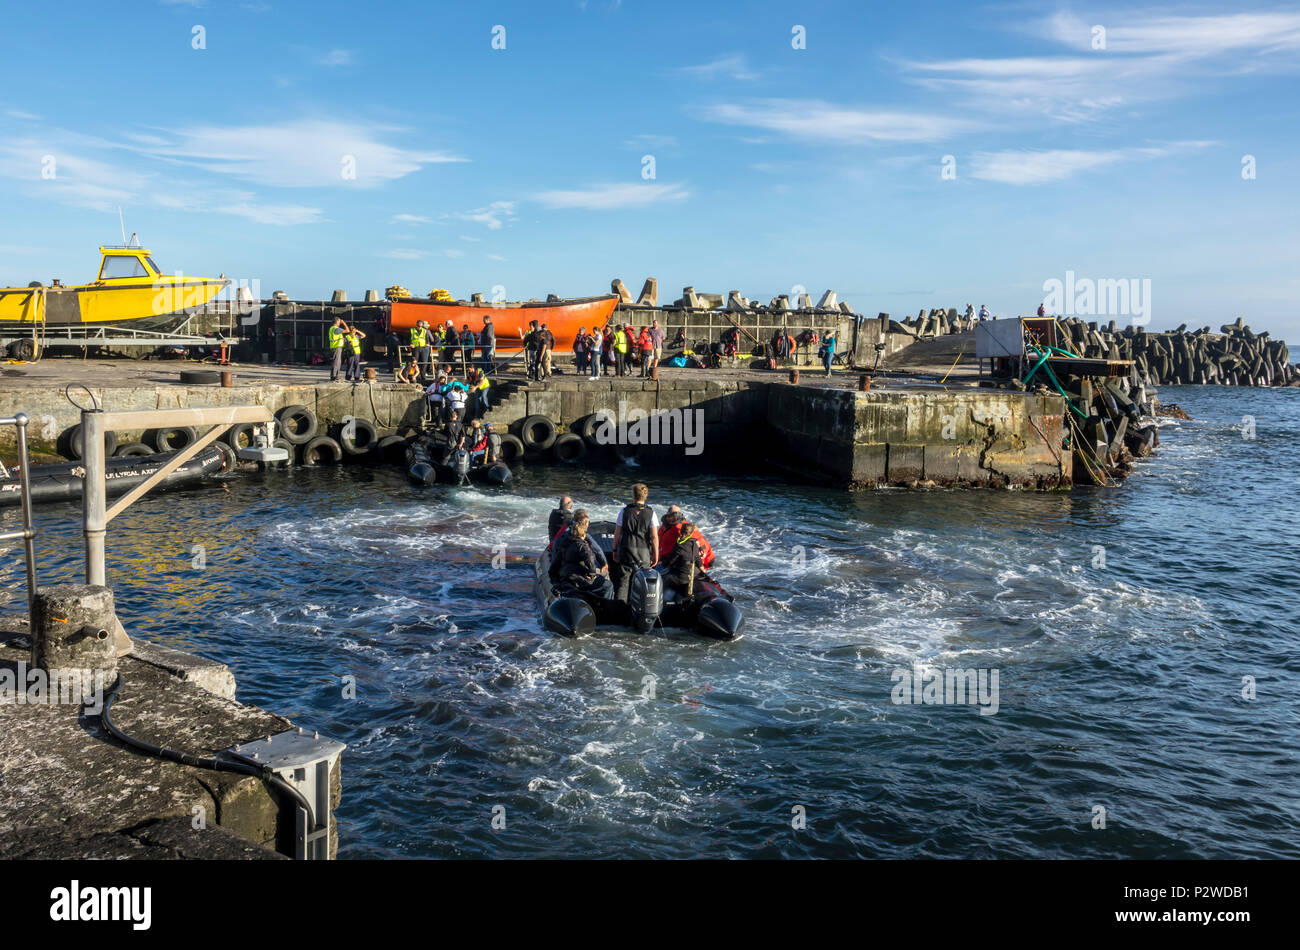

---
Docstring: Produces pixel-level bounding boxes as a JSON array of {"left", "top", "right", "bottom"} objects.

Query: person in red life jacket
[
  {"left": 636, "top": 327, "right": 654, "bottom": 377},
  {"left": 657, "top": 505, "right": 715, "bottom": 570},
  {"left": 611, "top": 482, "right": 659, "bottom": 602},
  {"left": 466, "top": 419, "right": 492, "bottom": 465}
]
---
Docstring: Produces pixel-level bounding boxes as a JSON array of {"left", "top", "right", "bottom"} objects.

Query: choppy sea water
[{"left": 2, "top": 385, "right": 1297, "bottom": 858}]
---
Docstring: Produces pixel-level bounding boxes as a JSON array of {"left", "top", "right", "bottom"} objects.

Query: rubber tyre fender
[
  {"left": 63, "top": 424, "right": 118, "bottom": 461},
  {"left": 377, "top": 434, "right": 408, "bottom": 465},
  {"left": 337, "top": 417, "right": 378, "bottom": 455},
  {"left": 179, "top": 370, "right": 222, "bottom": 385},
  {"left": 300, "top": 435, "right": 343, "bottom": 466},
  {"left": 112, "top": 441, "right": 153, "bottom": 458},
  {"left": 578, "top": 411, "right": 614, "bottom": 447},
  {"left": 551, "top": 432, "right": 587, "bottom": 463},
  {"left": 225, "top": 422, "right": 258, "bottom": 451},
  {"left": 8, "top": 339, "right": 35, "bottom": 361},
  {"left": 518, "top": 414, "right": 557, "bottom": 452},
  {"left": 268, "top": 438, "right": 296, "bottom": 469},
  {"left": 497, "top": 433, "right": 525, "bottom": 463},
  {"left": 149, "top": 425, "right": 197, "bottom": 454},
  {"left": 275, "top": 404, "right": 318, "bottom": 445}
]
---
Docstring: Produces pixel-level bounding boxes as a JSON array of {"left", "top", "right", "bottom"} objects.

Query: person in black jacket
[
  {"left": 548, "top": 496, "right": 574, "bottom": 543},
  {"left": 662, "top": 521, "right": 704, "bottom": 602},
  {"left": 479, "top": 315, "right": 496, "bottom": 374},
  {"left": 549, "top": 512, "right": 612, "bottom": 598},
  {"left": 611, "top": 482, "right": 659, "bottom": 602}
]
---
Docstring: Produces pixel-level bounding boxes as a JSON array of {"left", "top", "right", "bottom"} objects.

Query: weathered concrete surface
[
  {"left": 766, "top": 385, "right": 1069, "bottom": 488},
  {"left": 0, "top": 615, "right": 339, "bottom": 859}
]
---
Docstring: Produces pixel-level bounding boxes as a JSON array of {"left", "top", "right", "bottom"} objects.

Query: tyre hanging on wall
[
  {"left": 268, "top": 438, "right": 296, "bottom": 469},
  {"left": 551, "top": 432, "right": 586, "bottom": 463},
  {"left": 337, "top": 418, "right": 378, "bottom": 455},
  {"left": 112, "top": 442, "right": 153, "bottom": 458},
  {"left": 497, "top": 433, "right": 525, "bottom": 463},
  {"left": 225, "top": 422, "right": 257, "bottom": 451},
  {"left": 377, "top": 435, "right": 408, "bottom": 465},
  {"left": 62, "top": 424, "right": 118, "bottom": 461},
  {"left": 148, "top": 425, "right": 197, "bottom": 454},
  {"left": 518, "top": 414, "right": 557, "bottom": 453},
  {"left": 299, "top": 435, "right": 343, "bottom": 466},
  {"left": 275, "top": 405, "right": 318, "bottom": 445}
]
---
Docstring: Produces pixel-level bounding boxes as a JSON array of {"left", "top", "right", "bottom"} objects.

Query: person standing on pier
[
  {"left": 539, "top": 323, "right": 555, "bottom": 380},
  {"left": 612, "top": 325, "right": 629, "bottom": 377},
  {"left": 819, "top": 330, "right": 836, "bottom": 377},
  {"left": 611, "top": 482, "right": 659, "bottom": 603},
  {"left": 589, "top": 327, "right": 604, "bottom": 380},
  {"left": 410, "top": 321, "right": 432, "bottom": 381},
  {"left": 479, "top": 315, "right": 496, "bottom": 374},
  {"left": 978, "top": 304, "right": 989, "bottom": 321},
  {"left": 573, "top": 327, "right": 589, "bottom": 375},
  {"left": 459, "top": 323, "right": 476, "bottom": 375},
  {"left": 637, "top": 326, "right": 654, "bottom": 377},
  {"left": 328, "top": 317, "right": 348, "bottom": 381},
  {"left": 344, "top": 324, "right": 366, "bottom": 382},
  {"left": 650, "top": 319, "right": 664, "bottom": 372}
]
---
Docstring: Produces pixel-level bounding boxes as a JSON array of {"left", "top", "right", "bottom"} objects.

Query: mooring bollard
[
  {"left": 364, "top": 367, "right": 377, "bottom": 381},
  {"left": 859, "top": 374, "right": 872, "bottom": 392},
  {"left": 30, "top": 585, "right": 122, "bottom": 679},
  {"left": 221, "top": 371, "right": 233, "bottom": 387}
]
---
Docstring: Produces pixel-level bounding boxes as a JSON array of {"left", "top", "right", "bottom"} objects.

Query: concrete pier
[{"left": 0, "top": 614, "right": 341, "bottom": 859}]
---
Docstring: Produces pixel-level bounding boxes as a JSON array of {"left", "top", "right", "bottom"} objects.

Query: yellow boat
[{"left": 0, "top": 245, "right": 229, "bottom": 331}]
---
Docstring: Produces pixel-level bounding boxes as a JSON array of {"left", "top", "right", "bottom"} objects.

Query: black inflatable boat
[
  {"left": 0, "top": 445, "right": 226, "bottom": 507},
  {"left": 534, "top": 520, "right": 743, "bottom": 640},
  {"left": 405, "top": 431, "right": 510, "bottom": 487}
]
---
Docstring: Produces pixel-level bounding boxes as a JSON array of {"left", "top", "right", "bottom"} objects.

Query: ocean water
[{"left": 2, "top": 385, "right": 1297, "bottom": 858}]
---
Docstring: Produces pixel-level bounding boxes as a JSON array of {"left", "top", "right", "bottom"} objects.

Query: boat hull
[
  {"left": 390, "top": 295, "right": 620, "bottom": 350},
  {"left": 0, "top": 279, "right": 228, "bottom": 327},
  {"left": 0, "top": 447, "right": 225, "bottom": 507}
]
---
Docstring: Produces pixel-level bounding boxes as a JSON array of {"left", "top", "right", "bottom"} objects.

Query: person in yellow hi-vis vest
[
  {"left": 328, "top": 317, "right": 349, "bottom": 381},
  {"left": 613, "top": 324, "right": 629, "bottom": 377},
  {"left": 410, "top": 320, "right": 431, "bottom": 382},
  {"left": 344, "top": 325, "right": 367, "bottom": 382}
]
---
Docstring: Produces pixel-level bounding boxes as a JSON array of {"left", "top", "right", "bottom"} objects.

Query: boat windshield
[
  {"left": 99, "top": 256, "right": 151, "bottom": 280},
  {"left": 145, "top": 256, "right": 160, "bottom": 275}
]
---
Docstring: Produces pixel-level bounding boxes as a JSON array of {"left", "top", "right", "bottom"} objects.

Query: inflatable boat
[
  {"left": 534, "top": 520, "right": 743, "bottom": 640},
  {"left": 404, "top": 431, "right": 510, "bottom": 486},
  {"left": 0, "top": 445, "right": 226, "bottom": 507}
]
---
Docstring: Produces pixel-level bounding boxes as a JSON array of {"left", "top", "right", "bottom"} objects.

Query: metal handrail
[{"left": 0, "top": 414, "right": 38, "bottom": 614}]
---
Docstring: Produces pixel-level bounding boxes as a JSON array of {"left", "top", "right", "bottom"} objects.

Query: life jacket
[
  {"left": 328, "top": 325, "right": 345, "bottom": 350},
  {"left": 410, "top": 327, "right": 428, "bottom": 347},
  {"left": 470, "top": 429, "right": 488, "bottom": 453},
  {"left": 618, "top": 502, "right": 654, "bottom": 566},
  {"left": 658, "top": 521, "right": 715, "bottom": 569}
]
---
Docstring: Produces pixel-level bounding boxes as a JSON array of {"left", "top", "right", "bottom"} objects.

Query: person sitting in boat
[
  {"left": 549, "top": 495, "right": 574, "bottom": 544},
  {"left": 658, "top": 506, "right": 716, "bottom": 571},
  {"left": 550, "top": 511, "right": 613, "bottom": 600},
  {"left": 466, "top": 419, "right": 491, "bottom": 466},
  {"left": 662, "top": 521, "right": 705, "bottom": 603}
]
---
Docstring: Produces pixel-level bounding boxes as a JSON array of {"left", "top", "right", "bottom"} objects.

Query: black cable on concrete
[{"left": 97, "top": 674, "right": 317, "bottom": 836}]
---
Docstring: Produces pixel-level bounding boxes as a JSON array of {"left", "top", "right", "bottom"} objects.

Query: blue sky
[{"left": 2, "top": 0, "right": 1298, "bottom": 338}]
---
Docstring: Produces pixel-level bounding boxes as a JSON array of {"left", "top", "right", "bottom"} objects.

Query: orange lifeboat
[{"left": 390, "top": 294, "right": 620, "bottom": 350}]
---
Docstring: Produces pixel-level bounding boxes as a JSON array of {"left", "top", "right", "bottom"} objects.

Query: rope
[{"left": 938, "top": 343, "right": 967, "bottom": 384}]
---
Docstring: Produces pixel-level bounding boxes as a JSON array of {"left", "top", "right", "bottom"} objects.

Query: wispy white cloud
[
  {"left": 391, "top": 213, "right": 432, "bottom": 224},
  {"left": 622, "top": 133, "right": 679, "bottom": 150},
  {"left": 131, "top": 118, "right": 465, "bottom": 188},
  {"left": 316, "top": 49, "right": 355, "bottom": 67},
  {"left": 534, "top": 182, "right": 689, "bottom": 210},
  {"left": 448, "top": 200, "right": 516, "bottom": 229},
  {"left": 968, "top": 141, "right": 1211, "bottom": 185},
  {"left": 487, "top": 253, "right": 506, "bottom": 262},
  {"left": 459, "top": 234, "right": 481, "bottom": 242},
  {"left": 1039, "top": 10, "right": 1300, "bottom": 56},
  {"left": 679, "top": 54, "right": 759, "bottom": 81},
  {"left": 377, "top": 249, "right": 433, "bottom": 260},
  {"left": 700, "top": 99, "right": 971, "bottom": 143}
]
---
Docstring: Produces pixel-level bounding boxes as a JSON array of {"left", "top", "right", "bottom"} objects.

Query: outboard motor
[
  {"left": 452, "top": 448, "right": 471, "bottom": 484},
  {"left": 627, "top": 568, "right": 663, "bottom": 634}
]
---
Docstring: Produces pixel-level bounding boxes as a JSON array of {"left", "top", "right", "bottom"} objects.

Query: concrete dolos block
[
  {"left": 817, "top": 290, "right": 838, "bottom": 310},
  {"left": 30, "top": 585, "right": 121, "bottom": 678},
  {"left": 611, "top": 279, "right": 633, "bottom": 303},
  {"left": 637, "top": 278, "right": 658, "bottom": 307}
]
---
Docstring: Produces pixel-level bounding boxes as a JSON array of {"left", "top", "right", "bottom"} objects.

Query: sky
[{"left": 1, "top": 0, "right": 1298, "bottom": 339}]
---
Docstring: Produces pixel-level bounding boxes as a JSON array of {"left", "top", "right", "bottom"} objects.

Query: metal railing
[{"left": 0, "top": 414, "right": 38, "bottom": 613}]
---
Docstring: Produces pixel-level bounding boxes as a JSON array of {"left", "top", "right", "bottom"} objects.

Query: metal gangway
[{"left": 0, "top": 414, "right": 37, "bottom": 614}]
